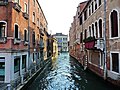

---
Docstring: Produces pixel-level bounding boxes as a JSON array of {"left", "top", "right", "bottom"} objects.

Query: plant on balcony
[{"left": 83, "top": 36, "right": 96, "bottom": 43}]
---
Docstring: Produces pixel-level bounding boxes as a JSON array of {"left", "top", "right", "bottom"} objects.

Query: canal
[{"left": 26, "top": 53, "right": 119, "bottom": 90}]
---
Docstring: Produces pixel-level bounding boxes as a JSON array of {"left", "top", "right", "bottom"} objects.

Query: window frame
[
  {"left": 109, "top": 9, "right": 119, "bottom": 39},
  {"left": 110, "top": 51, "right": 120, "bottom": 73},
  {"left": 14, "top": 23, "right": 20, "bottom": 39},
  {"left": 0, "top": 21, "right": 7, "bottom": 38}
]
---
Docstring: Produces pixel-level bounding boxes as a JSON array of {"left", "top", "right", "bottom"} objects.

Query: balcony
[
  {"left": 0, "top": 0, "right": 8, "bottom": 6},
  {"left": 23, "top": 12, "right": 29, "bottom": 19},
  {"left": 83, "top": 37, "right": 96, "bottom": 49},
  {"left": 24, "top": 40, "right": 28, "bottom": 46},
  {"left": 0, "top": 37, "right": 7, "bottom": 43},
  {"left": 13, "top": 3, "right": 21, "bottom": 12},
  {"left": 14, "top": 38, "right": 21, "bottom": 44}
]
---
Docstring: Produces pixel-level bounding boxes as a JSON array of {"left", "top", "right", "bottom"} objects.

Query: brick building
[
  {"left": 0, "top": 0, "right": 48, "bottom": 83},
  {"left": 69, "top": 0, "right": 120, "bottom": 86}
]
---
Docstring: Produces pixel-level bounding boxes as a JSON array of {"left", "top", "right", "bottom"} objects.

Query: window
[
  {"left": 110, "top": 10, "right": 118, "bottom": 38},
  {"left": 92, "top": 24, "right": 94, "bottom": 37},
  {"left": 22, "top": 55, "right": 26, "bottom": 69},
  {"left": 95, "top": 0, "right": 97, "bottom": 10},
  {"left": 33, "top": 0, "right": 35, "bottom": 6},
  {"left": 89, "top": 26, "right": 91, "bottom": 36},
  {"left": 84, "top": 29, "right": 87, "bottom": 39},
  {"left": 99, "top": 19, "right": 102, "bottom": 38},
  {"left": 14, "top": 56, "right": 20, "bottom": 73},
  {"left": 33, "top": 53, "right": 35, "bottom": 62},
  {"left": 111, "top": 53, "right": 119, "bottom": 73},
  {"left": 0, "top": 22, "right": 6, "bottom": 38},
  {"left": 37, "top": 18, "right": 39, "bottom": 27},
  {"left": 0, "top": 57, "right": 5, "bottom": 77},
  {"left": 32, "top": 31, "right": 35, "bottom": 45},
  {"left": 80, "top": 32, "right": 83, "bottom": 43},
  {"left": 99, "top": 0, "right": 101, "bottom": 6},
  {"left": 89, "top": 6, "right": 91, "bottom": 16},
  {"left": 80, "top": 16, "right": 82, "bottom": 25},
  {"left": 95, "top": 22, "right": 98, "bottom": 38},
  {"left": 84, "top": 10, "right": 87, "bottom": 20},
  {"left": 24, "top": 3, "right": 27, "bottom": 13},
  {"left": 92, "top": 2, "right": 94, "bottom": 13},
  {"left": 24, "top": 30, "right": 28, "bottom": 41},
  {"left": 32, "top": 12, "right": 35, "bottom": 23},
  {"left": 14, "top": 24, "right": 19, "bottom": 39}
]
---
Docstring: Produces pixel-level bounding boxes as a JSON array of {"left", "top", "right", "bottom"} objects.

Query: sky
[{"left": 39, "top": 0, "right": 85, "bottom": 35}]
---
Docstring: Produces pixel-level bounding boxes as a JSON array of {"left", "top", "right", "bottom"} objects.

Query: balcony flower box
[
  {"left": 83, "top": 36, "right": 96, "bottom": 49},
  {"left": 13, "top": 3, "right": 21, "bottom": 12},
  {"left": 14, "top": 38, "right": 21, "bottom": 44},
  {"left": 0, "top": 37, "right": 7, "bottom": 43},
  {"left": 23, "top": 12, "right": 29, "bottom": 19},
  {"left": 83, "top": 36, "right": 96, "bottom": 43}
]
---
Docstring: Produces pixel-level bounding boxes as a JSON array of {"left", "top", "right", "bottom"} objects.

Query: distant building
[{"left": 53, "top": 33, "right": 68, "bottom": 52}]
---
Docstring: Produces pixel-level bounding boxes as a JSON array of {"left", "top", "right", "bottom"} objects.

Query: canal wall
[
  {"left": 17, "top": 58, "right": 52, "bottom": 90},
  {"left": 70, "top": 55, "right": 120, "bottom": 88}
]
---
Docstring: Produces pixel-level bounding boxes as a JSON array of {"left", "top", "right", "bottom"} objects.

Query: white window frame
[
  {"left": 0, "top": 21, "right": 7, "bottom": 37},
  {"left": 98, "top": 18, "right": 103, "bottom": 38},
  {"left": 14, "top": 23, "right": 20, "bottom": 39},
  {"left": 24, "top": 2, "right": 28, "bottom": 13},
  {"left": 109, "top": 9, "right": 119, "bottom": 39},
  {"left": 24, "top": 29, "right": 28, "bottom": 41},
  {"left": 110, "top": 51, "right": 120, "bottom": 74}
]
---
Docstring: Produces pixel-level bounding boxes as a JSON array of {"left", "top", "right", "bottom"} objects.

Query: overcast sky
[{"left": 39, "top": 0, "right": 85, "bottom": 35}]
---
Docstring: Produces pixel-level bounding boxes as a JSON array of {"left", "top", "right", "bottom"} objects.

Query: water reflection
[{"left": 27, "top": 53, "right": 118, "bottom": 90}]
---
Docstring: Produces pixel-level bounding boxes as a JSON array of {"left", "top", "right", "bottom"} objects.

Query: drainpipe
[
  {"left": 103, "top": 0, "right": 107, "bottom": 80},
  {"left": 28, "top": 0, "right": 30, "bottom": 70}
]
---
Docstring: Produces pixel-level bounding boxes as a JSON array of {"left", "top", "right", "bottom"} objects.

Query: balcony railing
[
  {"left": 0, "top": 1, "right": 8, "bottom": 6},
  {"left": 23, "top": 12, "right": 29, "bottom": 19},
  {"left": 14, "top": 38, "right": 21, "bottom": 44},
  {"left": 0, "top": 37, "right": 7, "bottom": 43},
  {"left": 13, "top": 3, "right": 21, "bottom": 12}
]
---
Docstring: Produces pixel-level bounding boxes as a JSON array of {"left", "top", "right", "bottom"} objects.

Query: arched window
[
  {"left": 99, "top": 19, "right": 102, "bottom": 38},
  {"left": 0, "top": 22, "right": 6, "bottom": 38},
  {"left": 89, "top": 26, "right": 91, "bottom": 36},
  {"left": 110, "top": 10, "right": 118, "bottom": 38},
  {"left": 14, "top": 24, "right": 19, "bottom": 38},
  {"left": 95, "top": 22, "right": 98, "bottom": 38},
  {"left": 92, "top": 24, "right": 94, "bottom": 37}
]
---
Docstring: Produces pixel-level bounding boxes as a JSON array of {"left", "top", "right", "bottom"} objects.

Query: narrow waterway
[{"left": 27, "top": 53, "right": 118, "bottom": 90}]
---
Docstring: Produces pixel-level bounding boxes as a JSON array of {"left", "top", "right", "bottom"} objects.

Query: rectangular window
[
  {"left": 99, "top": 0, "right": 101, "bottom": 6},
  {"left": 0, "top": 57, "right": 5, "bottom": 78},
  {"left": 32, "top": 32, "right": 35, "bottom": 45},
  {"left": 32, "top": 12, "right": 35, "bottom": 23},
  {"left": 14, "top": 56, "right": 20, "bottom": 73},
  {"left": 95, "top": 0, "right": 97, "bottom": 10},
  {"left": 80, "top": 16, "right": 82, "bottom": 25},
  {"left": 24, "top": 30, "right": 27, "bottom": 41},
  {"left": 22, "top": 55, "right": 26, "bottom": 69},
  {"left": 84, "top": 10, "right": 87, "bottom": 21},
  {"left": 80, "top": 32, "right": 83, "bottom": 43},
  {"left": 92, "top": 2, "right": 94, "bottom": 13},
  {"left": 89, "top": 6, "right": 91, "bottom": 16},
  {"left": 15, "top": 25, "right": 18, "bottom": 38},
  {"left": 111, "top": 53, "right": 119, "bottom": 73}
]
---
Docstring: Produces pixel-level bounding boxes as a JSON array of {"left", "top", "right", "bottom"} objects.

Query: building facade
[
  {"left": 69, "top": 0, "right": 120, "bottom": 86},
  {"left": 0, "top": 0, "right": 48, "bottom": 83},
  {"left": 53, "top": 33, "right": 68, "bottom": 52}
]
